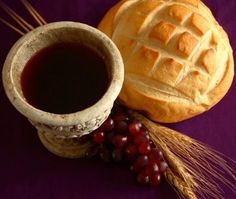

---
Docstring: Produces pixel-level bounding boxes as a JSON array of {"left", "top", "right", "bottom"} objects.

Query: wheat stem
[
  {"left": 0, "top": 0, "right": 34, "bottom": 31},
  {"left": 0, "top": 17, "right": 25, "bottom": 35},
  {"left": 0, "top": 0, "right": 47, "bottom": 35},
  {"left": 20, "top": 0, "right": 47, "bottom": 26}
]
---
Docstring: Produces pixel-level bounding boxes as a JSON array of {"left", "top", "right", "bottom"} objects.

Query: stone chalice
[{"left": 2, "top": 21, "right": 124, "bottom": 158}]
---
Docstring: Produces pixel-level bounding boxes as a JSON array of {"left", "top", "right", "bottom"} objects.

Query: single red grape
[
  {"left": 138, "top": 143, "right": 151, "bottom": 155},
  {"left": 137, "top": 171, "right": 150, "bottom": 185},
  {"left": 113, "top": 112, "right": 129, "bottom": 122},
  {"left": 150, "top": 173, "right": 161, "bottom": 186},
  {"left": 131, "top": 155, "right": 149, "bottom": 173},
  {"left": 159, "top": 161, "right": 168, "bottom": 174},
  {"left": 134, "top": 134, "right": 149, "bottom": 146},
  {"left": 124, "top": 144, "right": 138, "bottom": 160},
  {"left": 112, "top": 135, "right": 128, "bottom": 148},
  {"left": 92, "top": 130, "right": 105, "bottom": 144},
  {"left": 114, "top": 120, "right": 129, "bottom": 134},
  {"left": 128, "top": 120, "right": 142, "bottom": 136},
  {"left": 100, "top": 117, "right": 114, "bottom": 131}
]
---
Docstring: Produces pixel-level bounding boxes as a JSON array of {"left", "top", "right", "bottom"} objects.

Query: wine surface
[{"left": 21, "top": 42, "right": 109, "bottom": 114}]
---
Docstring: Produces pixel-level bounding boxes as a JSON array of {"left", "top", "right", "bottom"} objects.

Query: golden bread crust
[{"left": 98, "top": 0, "right": 234, "bottom": 123}]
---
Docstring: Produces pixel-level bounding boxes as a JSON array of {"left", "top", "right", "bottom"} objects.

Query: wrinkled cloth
[{"left": 0, "top": 0, "right": 235, "bottom": 199}]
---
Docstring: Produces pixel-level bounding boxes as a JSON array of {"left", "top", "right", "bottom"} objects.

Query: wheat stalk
[
  {"left": 131, "top": 111, "right": 236, "bottom": 199},
  {"left": 165, "top": 169, "right": 197, "bottom": 199},
  {"left": 0, "top": 0, "right": 46, "bottom": 34},
  {"left": 20, "top": 0, "right": 47, "bottom": 26},
  {"left": 0, "top": 17, "right": 25, "bottom": 35}
]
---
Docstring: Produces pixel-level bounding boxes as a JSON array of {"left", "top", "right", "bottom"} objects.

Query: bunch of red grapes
[{"left": 85, "top": 106, "right": 168, "bottom": 187}]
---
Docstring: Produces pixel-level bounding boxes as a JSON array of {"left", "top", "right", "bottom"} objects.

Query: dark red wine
[{"left": 21, "top": 42, "right": 109, "bottom": 114}]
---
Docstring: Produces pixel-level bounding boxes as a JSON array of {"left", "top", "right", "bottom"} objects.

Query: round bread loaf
[{"left": 98, "top": 0, "right": 234, "bottom": 123}]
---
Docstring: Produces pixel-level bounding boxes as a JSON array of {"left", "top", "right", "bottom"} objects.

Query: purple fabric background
[{"left": 0, "top": 0, "right": 236, "bottom": 199}]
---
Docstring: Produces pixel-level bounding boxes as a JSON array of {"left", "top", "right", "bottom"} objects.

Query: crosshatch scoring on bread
[{"left": 98, "top": 0, "right": 234, "bottom": 123}]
